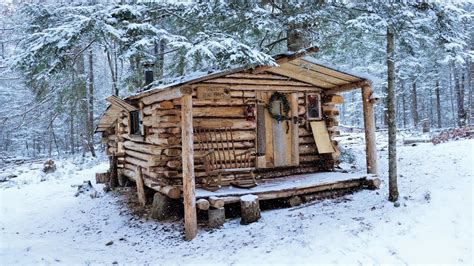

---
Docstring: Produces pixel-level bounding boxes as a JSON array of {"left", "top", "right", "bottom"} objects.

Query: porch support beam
[
  {"left": 181, "top": 93, "right": 197, "bottom": 240},
  {"left": 361, "top": 84, "right": 378, "bottom": 175}
]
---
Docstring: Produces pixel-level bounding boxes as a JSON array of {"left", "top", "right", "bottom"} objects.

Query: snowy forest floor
[{"left": 0, "top": 133, "right": 472, "bottom": 265}]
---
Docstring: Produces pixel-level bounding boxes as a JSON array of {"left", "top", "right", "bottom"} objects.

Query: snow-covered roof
[
  {"left": 97, "top": 49, "right": 372, "bottom": 132},
  {"left": 126, "top": 54, "right": 371, "bottom": 101}
]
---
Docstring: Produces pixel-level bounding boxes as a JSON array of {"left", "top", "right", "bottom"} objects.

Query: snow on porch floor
[{"left": 196, "top": 171, "right": 374, "bottom": 199}]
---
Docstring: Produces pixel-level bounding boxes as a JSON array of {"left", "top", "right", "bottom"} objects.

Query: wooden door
[{"left": 256, "top": 92, "right": 299, "bottom": 168}]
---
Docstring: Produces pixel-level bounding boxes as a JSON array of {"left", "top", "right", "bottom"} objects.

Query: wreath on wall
[{"left": 267, "top": 92, "right": 291, "bottom": 122}]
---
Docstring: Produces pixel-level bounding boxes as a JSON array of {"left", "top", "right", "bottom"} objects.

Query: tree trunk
[
  {"left": 469, "top": 61, "right": 473, "bottom": 125},
  {"left": 455, "top": 71, "right": 466, "bottom": 127},
  {"left": 106, "top": 43, "right": 119, "bottom": 96},
  {"left": 402, "top": 88, "right": 407, "bottom": 128},
  {"left": 448, "top": 71, "right": 454, "bottom": 126},
  {"left": 87, "top": 49, "right": 96, "bottom": 157},
  {"left": 285, "top": 3, "right": 309, "bottom": 53},
  {"left": 76, "top": 52, "right": 88, "bottom": 157},
  {"left": 436, "top": 80, "right": 442, "bottom": 128},
  {"left": 69, "top": 108, "right": 75, "bottom": 154},
  {"left": 386, "top": 26, "right": 398, "bottom": 202},
  {"left": 155, "top": 39, "right": 165, "bottom": 79},
  {"left": 412, "top": 80, "right": 419, "bottom": 127}
]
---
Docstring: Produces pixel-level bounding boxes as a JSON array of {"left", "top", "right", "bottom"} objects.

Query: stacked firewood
[{"left": 432, "top": 126, "right": 473, "bottom": 145}]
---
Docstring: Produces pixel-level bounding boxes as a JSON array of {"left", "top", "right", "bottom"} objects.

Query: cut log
[
  {"left": 146, "top": 134, "right": 180, "bottom": 145},
  {"left": 402, "top": 138, "right": 431, "bottom": 145},
  {"left": 196, "top": 199, "right": 210, "bottom": 210},
  {"left": 208, "top": 196, "right": 225, "bottom": 208},
  {"left": 141, "top": 86, "right": 193, "bottom": 105},
  {"left": 157, "top": 186, "right": 182, "bottom": 199},
  {"left": 208, "top": 207, "right": 225, "bottom": 228},
  {"left": 193, "top": 107, "right": 245, "bottom": 118},
  {"left": 117, "top": 169, "right": 126, "bottom": 187},
  {"left": 95, "top": 171, "right": 109, "bottom": 184},
  {"left": 135, "top": 167, "right": 146, "bottom": 206},
  {"left": 193, "top": 119, "right": 255, "bottom": 130},
  {"left": 288, "top": 196, "right": 302, "bottom": 207},
  {"left": 240, "top": 194, "right": 261, "bottom": 225},
  {"left": 365, "top": 177, "right": 381, "bottom": 190},
  {"left": 123, "top": 141, "right": 163, "bottom": 155},
  {"left": 109, "top": 156, "right": 118, "bottom": 189},
  {"left": 151, "top": 192, "right": 171, "bottom": 220},
  {"left": 325, "top": 94, "right": 344, "bottom": 104}
]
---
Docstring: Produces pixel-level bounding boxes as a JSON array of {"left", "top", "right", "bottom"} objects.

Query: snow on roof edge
[{"left": 302, "top": 56, "right": 378, "bottom": 83}]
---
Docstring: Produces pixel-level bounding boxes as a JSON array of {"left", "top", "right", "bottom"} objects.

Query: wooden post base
[
  {"left": 365, "top": 177, "right": 381, "bottom": 190},
  {"left": 288, "top": 196, "right": 302, "bottom": 207},
  {"left": 240, "top": 194, "right": 261, "bottom": 225},
  {"left": 208, "top": 207, "right": 225, "bottom": 228},
  {"left": 151, "top": 192, "right": 171, "bottom": 220},
  {"left": 95, "top": 171, "right": 109, "bottom": 184}
]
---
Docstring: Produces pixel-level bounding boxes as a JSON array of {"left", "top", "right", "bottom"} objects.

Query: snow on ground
[{"left": 0, "top": 135, "right": 472, "bottom": 265}]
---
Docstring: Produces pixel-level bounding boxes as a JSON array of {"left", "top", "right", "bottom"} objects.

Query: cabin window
[
  {"left": 129, "top": 110, "right": 142, "bottom": 135},
  {"left": 306, "top": 93, "right": 322, "bottom": 120}
]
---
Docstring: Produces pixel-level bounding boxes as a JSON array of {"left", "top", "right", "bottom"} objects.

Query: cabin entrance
[{"left": 255, "top": 92, "right": 299, "bottom": 169}]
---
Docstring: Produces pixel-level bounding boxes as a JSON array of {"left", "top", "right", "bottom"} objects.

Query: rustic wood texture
[
  {"left": 361, "top": 85, "right": 378, "bottom": 175},
  {"left": 208, "top": 207, "right": 225, "bottom": 228},
  {"left": 181, "top": 94, "right": 197, "bottom": 241},
  {"left": 95, "top": 171, "right": 109, "bottom": 184},
  {"left": 196, "top": 199, "right": 210, "bottom": 210},
  {"left": 240, "top": 194, "right": 261, "bottom": 225},
  {"left": 310, "top": 121, "right": 335, "bottom": 154},
  {"left": 194, "top": 126, "right": 256, "bottom": 189},
  {"left": 151, "top": 192, "right": 171, "bottom": 220},
  {"left": 135, "top": 166, "right": 147, "bottom": 206}
]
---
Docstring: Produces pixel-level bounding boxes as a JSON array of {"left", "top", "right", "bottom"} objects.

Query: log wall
[{"left": 112, "top": 70, "right": 342, "bottom": 190}]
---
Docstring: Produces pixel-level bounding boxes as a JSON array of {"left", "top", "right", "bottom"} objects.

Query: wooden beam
[
  {"left": 361, "top": 84, "right": 378, "bottom": 175},
  {"left": 266, "top": 64, "right": 338, "bottom": 88},
  {"left": 199, "top": 178, "right": 367, "bottom": 204},
  {"left": 142, "top": 86, "right": 193, "bottom": 105},
  {"left": 325, "top": 80, "right": 370, "bottom": 95},
  {"left": 106, "top": 95, "right": 138, "bottom": 112},
  {"left": 181, "top": 94, "right": 197, "bottom": 240}
]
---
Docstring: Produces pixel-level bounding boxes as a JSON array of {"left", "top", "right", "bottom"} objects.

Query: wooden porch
[{"left": 195, "top": 171, "right": 380, "bottom": 205}]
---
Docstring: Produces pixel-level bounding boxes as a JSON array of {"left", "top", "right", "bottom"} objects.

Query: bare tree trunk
[
  {"left": 88, "top": 49, "right": 96, "bottom": 157},
  {"left": 469, "top": 61, "right": 473, "bottom": 125},
  {"left": 76, "top": 52, "right": 88, "bottom": 157},
  {"left": 402, "top": 85, "right": 407, "bottom": 128},
  {"left": 155, "top": 39, "right": 165, "bottom": 79},
  {"left": 69, "top": 108, "right": 75, "bottom": 154},
  {"left": 455, "top": 71, "right": 466, "bottom": 127},
  {"left": 48, "top": 129, "right": 52, "bottom": 158},
  {"left": 436, "top": 80, "right": 442, "bottom": 128},
  {"left": 412, "top": 80, "right": 419, "bottom": 128},
  {"left": 386, "top": 26, "right": 398, "bottom": 202},
  {"left": 106, "top": 45, "right": 119, "bottom": 96},
  {"left": 449, "top": 69, "right": 456, "bottom": 126}
]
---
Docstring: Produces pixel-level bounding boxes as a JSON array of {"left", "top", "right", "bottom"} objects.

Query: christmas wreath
[{"left": 267, "top": 92, "right": 290, "bottom": 122}]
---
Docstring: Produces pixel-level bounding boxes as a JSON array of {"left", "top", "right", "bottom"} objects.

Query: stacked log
[{"left": 110, "top": 72, "right": 345, "bottom": 189}]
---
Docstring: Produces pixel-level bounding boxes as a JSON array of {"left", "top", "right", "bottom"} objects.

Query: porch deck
[{"left": 195, "top": 171, "right": 378, "bottom": 204}]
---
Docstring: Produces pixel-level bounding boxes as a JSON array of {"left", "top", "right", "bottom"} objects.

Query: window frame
[
  {"left": 305, "top": 93, "right": 322, "bottom": 121},
  {"left": 129, "top": 110, "right": 142, "bottom": 136}
]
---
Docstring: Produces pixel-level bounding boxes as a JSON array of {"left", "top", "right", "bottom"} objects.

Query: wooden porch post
[
  {"left": 181, "top": 93, "right": 197, "bottom": 240},
  {"left": 361, "top": 84, "right": 378, "bottom": 175}
]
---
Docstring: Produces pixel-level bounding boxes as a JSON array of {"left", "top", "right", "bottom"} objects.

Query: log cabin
[{"left": 95, "top": 47, "right": 380, "bottom": 240}]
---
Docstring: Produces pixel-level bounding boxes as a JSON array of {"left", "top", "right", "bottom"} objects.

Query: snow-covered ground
[{"left": 0, "top": 135, "right": 472, "bottom": 265}]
